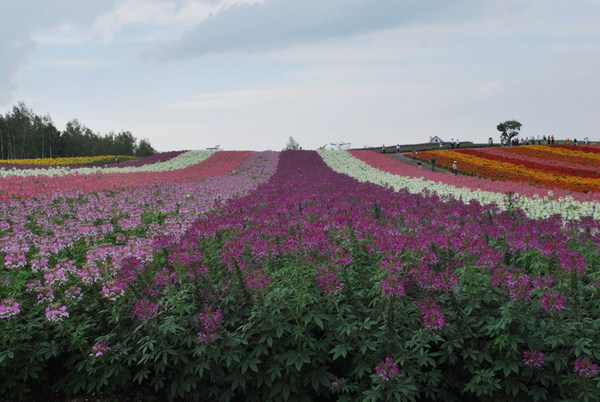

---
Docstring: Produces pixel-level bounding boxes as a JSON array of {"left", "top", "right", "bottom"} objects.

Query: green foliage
[
  {"left": 497, "top": 119, "right": 522, "bottom": 142},
  {"left": 1, "top": 225, "right": 600, "bottom": 401},
  {"left": 284, "top": 136, "right": 301, "bottom": 150},
  {"left": 0, "top": 102, "right": 156, "bottom": 159}
]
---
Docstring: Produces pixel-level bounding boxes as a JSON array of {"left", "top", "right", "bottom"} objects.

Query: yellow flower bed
[
  {"left": 0, "top": 155, "right": 135, "bottom": 166},
  {"left": 527, "top": 145, "right": 600, "bottom": 161}
]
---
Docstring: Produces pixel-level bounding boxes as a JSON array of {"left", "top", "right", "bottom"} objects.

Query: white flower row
[
  {"left": 317, "top": 150, "right": 600, "bottom": 221},
  {"left": 0, "top": 151, "right": 215, "bottom": 178}
]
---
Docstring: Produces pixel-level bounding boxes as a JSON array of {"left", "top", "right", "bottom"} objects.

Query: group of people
[
  {"left": 448, "top": 139, "right": 461, "bottom": 149},
  {"left": 381, "top": 144, "right": 403, "bottom": 154},
  {"left": 501, "top": 135, "right": 592, "bottom": 146},
  {"left": 410, "top": 150, "right": 458, "bottom": 175},
  {"left": 566, "top": 137, "right": 591, "bottom": 145}
]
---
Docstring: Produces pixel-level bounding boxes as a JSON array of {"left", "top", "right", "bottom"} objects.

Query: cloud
[
  {"left": 0, "top": 0, "right": 118, "bottom": 104},
  {"left": 150, "top": 0, "right": 484, "bottom": 60}
]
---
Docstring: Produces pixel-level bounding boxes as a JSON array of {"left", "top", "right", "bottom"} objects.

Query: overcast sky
[{"left": 1, "top": 0, "right": 599, "bottom": 151}]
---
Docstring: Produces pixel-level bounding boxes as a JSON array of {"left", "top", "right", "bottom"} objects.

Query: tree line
[{"left": 0, "top": 102, "right": 156, "bottom": 159}]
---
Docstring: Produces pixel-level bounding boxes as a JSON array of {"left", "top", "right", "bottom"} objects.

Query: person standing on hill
[
  {"left": 430, "top": 156, "right": 436, "bottom": 172},
  {"left": 396, "top": 144, "right": 400, "bottom": 153},
  {"left": 452, "top": 160, "right": 458, "bottom": 175},
  {"left": 412, "top": 150, "right": 417, "bottom": 164}
]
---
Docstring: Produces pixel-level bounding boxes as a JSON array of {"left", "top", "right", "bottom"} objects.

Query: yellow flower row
[
  {"left": 438, "top": 150, "right": 600, "bottom": 188},
  {"left": 0, "top": 155, "right": 135, "bottom": 166},
  {"left": 526, "top": 145, "right": 600, "bottom": 161}
]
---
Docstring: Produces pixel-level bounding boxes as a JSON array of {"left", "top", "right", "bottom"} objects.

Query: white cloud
[
  {"left": 149, "top": 0, "right": 486, "bottom": 60},
  {"left": 164, "top": 82, "right": 397, "bottom": 110},
  {"left": 0, "top": 0, "right": 119, "bottom": 103},
  {"left": 478, "top": 79, "right": 504, "bottom": 98}
]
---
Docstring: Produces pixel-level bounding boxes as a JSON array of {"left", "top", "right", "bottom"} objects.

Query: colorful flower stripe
[
  {"left": 521, "top": 145, "right": 600, "bottom": 164},
  {"left": 0, "top": 155, "right": 136, "bottom": 166},
  {"left": 319, "top": 150, "right": 600, "bottom": 220},
  {"left": 555, "top": 144, "right": 600, "bottom": 154},
  {"left": 414, "top": 150, "right": 600, "bottom": 193},
  {"left": 0, "top": 151, "right": 279, "bottom": 308},
  {"left": 350, "top": 150, "right": 600, "bottom": 203},
  {"left": 459, "top": 149, "right": 600, "bottom": 178},
  {"left": 0, "top": 151, "right": 249, "bottom": 200},
  {"left": 501, "top": 146, "right": 600, "bottom": 168},
  {"left": 0, "top": 150, "right": 214, "bottom": 177},
  {"left": 0, "top": 151, "right": 186, "bottom": 170},
  {"left": 471, "top": 147, "right": 600, "bottom": 174}
]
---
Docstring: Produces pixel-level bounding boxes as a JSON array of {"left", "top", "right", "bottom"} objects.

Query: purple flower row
[
  {"left": 0, "top": 151, "right": 279, "bottom": 323},
  {"left": 170, "top": 151, "right": 599, "bottom": 331}
]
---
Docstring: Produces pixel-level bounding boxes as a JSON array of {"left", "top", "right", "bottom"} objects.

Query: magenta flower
[
  {"left": 540, "top": 291, "right": 566, "bottom": 312},
  {"left": 506, "top": 274, "right": 533, "bottom": 301},
  {"left": 153, "top": 268, "right": 178, "bottom": 287},
  {"left": 101, "top": 279, "right": 126, "bottom": 301},
  {"left": 89, "top": 340, "right": 111, "bottom": 358},
  {"left": 380, "top": 274, "right": 405, "bottom": 297},
  {"left": 573, "top": 357, "right": 598, "bottom": 378},
  {"left": 374, "top": 357, "right": 399, "bottom": 382},
  {"left": 197, "top": 305, "right": 224, "bottom": 343},
  {"left": 0, "top": 298, "right": 20, "bottom": 319},
  {"left": 245, "top": 269, "right": 270, "bottom": 291},
  {"left": 416, "top": 298, "right": 446, "bottom": 331},
  {"left": 315, "top": 267, "right": 342, "bottom": 296},
  {"left": 558, "top": 249, "right": 587, "bottom": 274},
  {"left": 45, "top": 303, "right": 69, "bottom": 323},
  {"left": 133, "top": 299, "right": 159, "bottom": 320},
  {"left": 523, "top": 350, "right": 545, "bottom": 368},
  {"left": 64, "top": 286, "right": 83, "bottom": 300}
]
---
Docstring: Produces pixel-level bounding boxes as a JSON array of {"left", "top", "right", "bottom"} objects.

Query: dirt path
[{"left": 381, "top": 152, "right": 453, "bottom": 174}]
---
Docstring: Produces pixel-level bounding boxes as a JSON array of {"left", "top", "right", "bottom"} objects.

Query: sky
[{"left": 1, "top": 0, "right": 599, "bottom": 151}]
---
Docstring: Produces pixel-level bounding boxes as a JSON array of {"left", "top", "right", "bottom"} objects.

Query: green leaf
[{"left": 330, "top": 344, "right": 349, "bottom": 360}]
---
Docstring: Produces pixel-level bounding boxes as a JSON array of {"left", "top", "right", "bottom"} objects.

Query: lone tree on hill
[
  {"left": 497, "top": 120, "right": 522, "bottom": 143},
  {"left": 285, "top": 136, "right": 301, "bottom": 150}
]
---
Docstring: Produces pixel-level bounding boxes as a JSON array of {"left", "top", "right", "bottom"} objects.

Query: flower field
[
  {"left": 0, "top": 155, "right": 137, "bottom": 168},
  {"left": 1, "top": 149, "right": 599, "bottom": 401},
  {"left": 411, "top": 145, "right": 600, "bottom": 193}
]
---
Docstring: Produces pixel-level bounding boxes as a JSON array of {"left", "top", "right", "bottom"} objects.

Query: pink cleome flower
[
  {"left": 380, "top": 274, "right": 405, "bottom": 298},
  {"left": 133, "top": 299, "right": 159, "bottom": 320},
  {"left": 573, "top": 357, "right": 598, "bottom": 378},
  {"left": 197, "top": 305, "right": 224, "bottom": 343},
  {"left": 315, "top": 267, "right": 342, "bottom": 296},
  {"left": 374, "top": 357, "right": 399, "bottom": 382},
  {"left": 416, "top": 298, "right": 446, "bottom": 331},
  {"left": 540, "top": 291, "right": 566, "bottom": 312},
  {"left": 45, "top": 303, "right": 69, "bottom": 323},
  {"left": 89, "top": 340, "right": 111, "bottom": 358},
  {"left": 523, "top": 350, "right": 545, "bottom": 368},
  {"left": 0, "top": 298, "right": 20, "bottom": 319}
]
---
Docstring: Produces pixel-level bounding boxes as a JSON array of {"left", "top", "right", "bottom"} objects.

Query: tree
[
  {"left": 285, "top": 136, "right": 301, "bottom": 150},
  {"left": 135, "top": 139, "right": 156, "bottom": 157},
  {"left": 0, "top": 102, "right": 157, "bottom": 158},
  {"left": 497, "top": 120, "right": 522, "bottom": 144}
]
